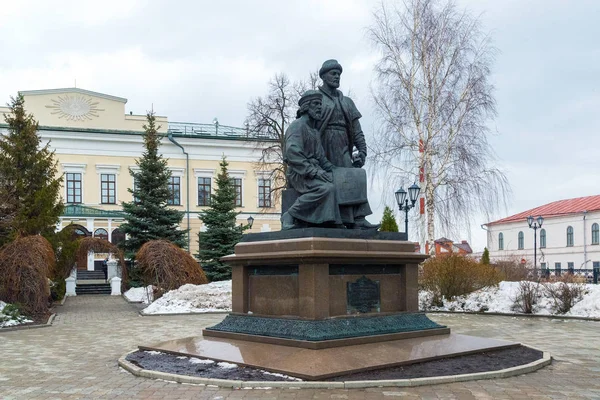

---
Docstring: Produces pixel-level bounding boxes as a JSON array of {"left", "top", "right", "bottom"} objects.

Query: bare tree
[
  {"left": 369, "top": 0, "right": 509, "bottom": 254},
  {"left": 245, "top": 72, "right": 319, "bottom": 202}
]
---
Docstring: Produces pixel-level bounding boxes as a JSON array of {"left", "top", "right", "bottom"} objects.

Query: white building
[{"left": 483, "top": 195, "right": 600, "bottom": 280}]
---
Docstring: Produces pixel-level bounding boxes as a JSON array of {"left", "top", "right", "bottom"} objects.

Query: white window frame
[
  {"left": 96, "top": 164, "right": 121, "bottom": 205},
  {"left": 168, "top": 167, "right": 185, "bottom": 206},
  {"left": 229, "top": 169, "right": 247, "bottom": 208},
  {"left": 61, "top": 163, "right": 87, "bottom": 204},
  {"left": 254, "top": 171, "right": 273, "bottom": 208},
  {"left": 194, "top": 168, "right": 215, "bottom": 207}
]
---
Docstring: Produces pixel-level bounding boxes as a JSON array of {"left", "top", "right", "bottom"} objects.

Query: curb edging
[
  {"left": 118, "top": 349, "right": 551, "bottom": 389},
  {"left": 426, "top": 310, "right": 600, "bottom": 322}
]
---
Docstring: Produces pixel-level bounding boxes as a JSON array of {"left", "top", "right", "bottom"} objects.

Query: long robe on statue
[
  {"left": 317, "top": 87, "right": 373, "bottom": 224},
  {"left": 284, "top": 118, "right": 342, "bottom": 225}
]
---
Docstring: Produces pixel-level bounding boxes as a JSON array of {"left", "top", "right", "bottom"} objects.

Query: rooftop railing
[{"left": 168, "top": 122, "right": 249, "bottom": 137}]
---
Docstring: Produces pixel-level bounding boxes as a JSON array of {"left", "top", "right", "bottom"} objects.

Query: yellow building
[{"left": 0, "top": 88, "right": 281, "bottom": 255}]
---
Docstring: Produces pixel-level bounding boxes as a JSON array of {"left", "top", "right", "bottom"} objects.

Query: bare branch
[{"left": 369, "top": 0, "right": 510, "bottom": 253}]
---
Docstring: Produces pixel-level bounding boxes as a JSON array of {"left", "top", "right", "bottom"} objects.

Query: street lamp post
[
  {"left": 395, "top": 183, "right": 421, "bottom": 240},
  {"left": 527, "top": 215, "right": 544, "bottom": 278}
]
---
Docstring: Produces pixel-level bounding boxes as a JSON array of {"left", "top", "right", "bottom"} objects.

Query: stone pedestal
[{"left": 203, "top": 230, "right": 446, "bottom": 348}]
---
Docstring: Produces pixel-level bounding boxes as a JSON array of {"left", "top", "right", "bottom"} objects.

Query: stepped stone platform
[
  {"left": 139, "top": 229, "right": 528, "bottom": 381},
  {"left": 141, "top": 333, "right": 519, "bottom": 380}
]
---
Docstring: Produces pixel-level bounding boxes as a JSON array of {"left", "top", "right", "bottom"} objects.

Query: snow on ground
[
  {"left": 422, "top": 281, "right": 600, "bottom": 318},
  {"left": 138, "top": 278, "right": 599, "bottom": 318},
  {"left": 0, "top": 301, "right": 33, "bottom": 328},
  {"left": 143, "top": 280, "right": 231, "bottom": 314},
  {"left": 124, "top": 286, "right": 154, "bottom": 304}
]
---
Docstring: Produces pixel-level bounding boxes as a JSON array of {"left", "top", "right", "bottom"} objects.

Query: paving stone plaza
[{"left": 1, "top": 296, "right": 599, "bottom": 399}]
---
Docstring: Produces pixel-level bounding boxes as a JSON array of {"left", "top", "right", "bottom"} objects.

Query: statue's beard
[{"left": 308, "top": 110, "right": 322, "bottom": 120}]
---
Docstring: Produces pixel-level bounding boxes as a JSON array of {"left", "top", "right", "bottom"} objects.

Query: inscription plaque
[{"left": 347, "top": 276, "right": 380, "bottom": 314}]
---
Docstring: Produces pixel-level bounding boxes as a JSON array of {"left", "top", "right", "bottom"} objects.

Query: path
[{"left": 0, "top": 296, "right": 599, "bottom": 399}]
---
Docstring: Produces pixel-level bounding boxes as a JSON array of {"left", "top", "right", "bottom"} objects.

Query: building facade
[
  {"left": 0, "top": 88, "right": 281, "bottom": 258},
  {"left": 483, "top": 195, "right": 600, "bottom": 279}
]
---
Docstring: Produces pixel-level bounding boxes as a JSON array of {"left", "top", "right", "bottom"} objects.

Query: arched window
[
  {"left": 67, "top": 224, "right": 90, "bottom": 239},
  {"left": 94, "top": 228, "right": 109, "bottom": 241},
  {"left": 592, "top": 223, "right": 599, "bottom": 245},
  {"left": 566, "top": 226, "right": 574, "bottom": 247},
  {"left": 540, "top": 228, "right": 546, "bottom": 248},
  {"left": 498, "top": 232, "right": 504, "bottom": 250},
  {"left": 518, "top": 231, "right": 524, "bottom": 250}
]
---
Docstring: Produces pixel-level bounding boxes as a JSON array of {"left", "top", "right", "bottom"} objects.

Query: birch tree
[
  {"left": 245, "top": 72, "right": 319, "bottom": 200},
  {"left": 369, "top": 0, "right": 509, "bottom": 254}
]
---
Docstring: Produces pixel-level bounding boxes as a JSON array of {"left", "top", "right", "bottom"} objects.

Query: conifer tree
[
  {"left": 120, "top": 112, "right": 186, "bottom": 257},
  {"left": 197, "top": 156, "right": 243, "bottom": 281},
  {"left": 379, "top": 205, "right": 399, "bottom": 232},
  {"left": 481, "top": 247, "right": 490, "bottom": 265},
  {"left": 0, "top": 94, "right": 63, "bottom": 245}
]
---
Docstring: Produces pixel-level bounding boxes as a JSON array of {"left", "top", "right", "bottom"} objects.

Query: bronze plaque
[
  {"left": 333, "top": 167, "right": 368, "bottom": 205},
  {"left": 347, "top": 276, "right": 380, "bottom": 314}
]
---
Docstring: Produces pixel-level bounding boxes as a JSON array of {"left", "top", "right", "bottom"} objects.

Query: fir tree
[
  {"left": 379, "top": 205, "right": 399, "bottom": 232},
  {"left": 481, "top": 247, "right": 490, "bottom": 265},
  {"left": 120, "top": 112, "right": 186, "bottom": 257},
  {"left": 0, "top": 94, "right": 63, "bottom": 245},
  {"left": 197, "top": 156, "right": 243, "bottom": 281}
]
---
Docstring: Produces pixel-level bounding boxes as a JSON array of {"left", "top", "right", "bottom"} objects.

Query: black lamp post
[
  {"left": 527, "top": 215, "right": 544, "bottom": 278},
  {"left": 240, "top": 216, "right": 254, "bottom": 232},
  {"left": 395, "top": 183, "right": 421, "bottom": 240}
]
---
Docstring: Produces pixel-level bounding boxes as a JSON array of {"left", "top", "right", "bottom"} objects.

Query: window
[
  {"left": 66, "top": 173, "right": 82, "bottom": 203},
  {"left": 518, "top": 231, "right": 524, "bottom": 250},
  {"left": 555, "top": 262, "right": 561, "bottom": 276},
  {"left": 592, "top": 223, "right": 599, "bottom": 245},
  {"left": 540, "top": 228, "right": 546, "bottom": 248},
  {"left": 101, "top": 174, "right": 116, "bottom": 204},
  {"left": 540, "top": 262, "right": 549, "bottom": 278},
  {"left": 568, "top": 262, "right": 574, "bottom": 274},
  {"left": 566, "top": 226, "right": 574, "bottom": 247},
  {"left": 258, "top": 178, "right": 271, "bottom": 208},
  {"left": 94, "top": 228, "right": 108, "bottom": 241},
  {"left": 198, "top": 177, "right": 211, "bottom": 206},
  {"left": 498, "top": 232, "right": 504, "bottom": 250},
  {"left": 168, "top": 176, "right": 181, "bottom": 205},
  {"left": 232, "top": 178, "right": 242, "bottom": 207}
]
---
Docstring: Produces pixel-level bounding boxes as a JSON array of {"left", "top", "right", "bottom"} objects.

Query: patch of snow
[
  {"left": 216, "top": 362, "right": 238, "bottom": 369},
  {"left": 144, "top": 351, "right": 163, "bottom": 355},
  {"left": 143, "top": 280, "right": 232, "bottom": 314},
  {"left": 567, "top": 284, "right": 600, "bottom": 318},
  {"left": 189, "top": 358, "right": 215, "bottom": 365},
  {"left": 261, "top": 370, "right": 302, "bottom": 381},
  {"left": 124, "top": 286, "right": 154, "bottom": 304},
  {"left": 420, "top": 281, "right": 600, "bottom": 318},
  {"left": 0, "top": 301, "right": 33, "bottom": 328}
]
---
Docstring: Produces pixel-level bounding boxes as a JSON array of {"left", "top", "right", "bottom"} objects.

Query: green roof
[{"left": 63, "top": 205, "right": 125, "bottom": 218}]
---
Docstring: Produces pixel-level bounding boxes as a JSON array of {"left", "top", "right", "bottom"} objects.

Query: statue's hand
[
  {"left": 317, "top": 170, "right": 333, "bottom": 183},
  {"left": 352, "top": 151, "right": 366, "bottom": 168}
]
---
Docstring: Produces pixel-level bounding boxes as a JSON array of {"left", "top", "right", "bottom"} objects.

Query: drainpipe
[
  {"left": 583, "top": 210, "right": 588, "bottom": 271},
  {"left": 167, "top": 133, "right": 190, "bottom": 252}
]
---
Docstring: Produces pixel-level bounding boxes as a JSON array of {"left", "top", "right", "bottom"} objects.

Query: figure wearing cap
[
  {"left": 281, "top": 90, "right": 343, "bottom": 229},
  {"left": 317, "top": 59, "right": 379, "bottom": 230}
]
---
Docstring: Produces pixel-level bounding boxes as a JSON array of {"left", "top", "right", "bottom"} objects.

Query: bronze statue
[
  {"left": 317, "top": 59, "right": 379, "bottom": 230},
  {"left": 281, "top": 91, "right": 343, "bottom": 230}
]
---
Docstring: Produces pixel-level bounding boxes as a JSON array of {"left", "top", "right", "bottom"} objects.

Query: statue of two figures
[{"left": 281, "top": 59, "right": 380, "bottom": 231}]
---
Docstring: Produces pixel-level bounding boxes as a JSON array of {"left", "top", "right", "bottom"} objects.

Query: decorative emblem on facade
[{"left": 46, "top": 95, "right": 104, "bottom": 121}]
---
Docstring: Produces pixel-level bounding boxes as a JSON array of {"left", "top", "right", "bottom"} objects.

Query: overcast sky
[{"left": 1, "top": 0, "right": 599, "bottom": 252}]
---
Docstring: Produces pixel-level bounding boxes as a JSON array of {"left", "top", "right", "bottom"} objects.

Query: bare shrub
[
  {"left": 76, "top": 237, "right": 128, "bottom": 288},
  {"left": 493, "top": 257, "right": 531, "bottom": 281},
  {"left": 0, "top": 236, "right": 55, "bottom": 316},
  {"left": 511, "top": 281, "right": 541, "bottom": 314},
  {"left": 543, "top": 277, "right": 586, "bottom": 314},
  {"left": 136, "top": 240, "right": 207, "bottom": 295},
  {"left": 420, "top": 254, "right": 502, "bottom": 301}
]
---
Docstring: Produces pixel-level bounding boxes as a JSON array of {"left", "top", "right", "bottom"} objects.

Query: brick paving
[{"left": 0, "top": 296, "right": 599, "bottom": 399}]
